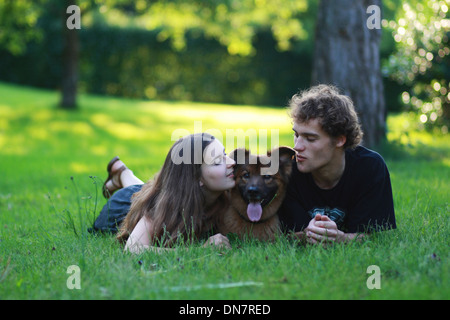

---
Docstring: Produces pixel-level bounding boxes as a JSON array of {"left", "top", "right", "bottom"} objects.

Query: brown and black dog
[{"left": 217, "top": 146, "right": 295, "bottom": 241}]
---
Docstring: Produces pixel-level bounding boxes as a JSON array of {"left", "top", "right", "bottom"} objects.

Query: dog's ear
[
  {"left": 271, "top": 146, "right": 296, "bottom": 177},
  {"left": 228, "top": 148, "right": 249, "bottom": 166},
  {"left": 278, "top": 146, "right": 296, "bottom": 164}
]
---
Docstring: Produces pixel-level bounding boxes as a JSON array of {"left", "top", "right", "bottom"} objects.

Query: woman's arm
[
  {"left": 124, "top": 216, "right": 166, "bottom": 253},
  {"left": 124, "top": 216, "right": 231, "bottom": 253},
  {"left": 125, "top": 244, "right": 172, "bottom": 254}
]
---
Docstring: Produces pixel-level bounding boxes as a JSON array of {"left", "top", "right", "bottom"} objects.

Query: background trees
[
  {"left": 312, "top": 0, "right": 385, "bottom": 147},
  {"left": 383, "top": 0, "right": 449, "bottom": 133},
  {"left": 0, "top": 0, "right": 448, "bottom": 147}
]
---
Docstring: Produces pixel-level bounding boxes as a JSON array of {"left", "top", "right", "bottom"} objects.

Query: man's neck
[{"left": 311, "top": 150, "right": 346, "bottom": 190}]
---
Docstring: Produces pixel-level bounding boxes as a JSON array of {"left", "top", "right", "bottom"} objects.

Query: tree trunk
[
  {"left": 312, "top": 0, "right": 385, "bottom": 148},
  {"left": 60, "top": 0, "right": 79, "bottom": 110}
]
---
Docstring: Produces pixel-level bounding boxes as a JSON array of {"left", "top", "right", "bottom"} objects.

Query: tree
[
  {"left": 60, "top": 0, "right": 80, "bottom": 109},
  {"left": 56, "top": 0, "right": 309, "bottom": 109},
  {"left": 0, "top": 0, "right": 80, "bottom": 109},
  {"left": 312, "top": 0, "right": 386, "bottom": 148}
]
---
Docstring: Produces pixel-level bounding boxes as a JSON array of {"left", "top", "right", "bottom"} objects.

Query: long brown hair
[{"left": 117, "top": 133, "right": 229, "bottom": 246}]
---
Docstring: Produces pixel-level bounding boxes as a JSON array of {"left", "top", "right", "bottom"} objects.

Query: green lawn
[{"left": 0, "top": 82, "right": 448, "bottom": 300}]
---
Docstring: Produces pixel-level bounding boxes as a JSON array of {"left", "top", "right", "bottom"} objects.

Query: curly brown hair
[{"left": 288, "top": 84, "right": 363, "bottom": 149}]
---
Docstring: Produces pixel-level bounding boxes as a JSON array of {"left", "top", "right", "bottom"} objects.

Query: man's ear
[{"left": 335, "top": 135, "right": 346, "bottom": 148}]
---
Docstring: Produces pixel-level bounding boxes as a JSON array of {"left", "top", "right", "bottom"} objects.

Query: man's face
[{"left": 292, "top": 119, "right": 344, "bottom": 173}]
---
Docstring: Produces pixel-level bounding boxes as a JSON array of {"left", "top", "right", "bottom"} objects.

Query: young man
[{"left": 278, "top": 85, "right": 396, "bottom": 244}]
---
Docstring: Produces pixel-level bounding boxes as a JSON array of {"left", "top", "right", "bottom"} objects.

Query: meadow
[{"left": 0, "top": 82, "right": 448, "bottom": 300}]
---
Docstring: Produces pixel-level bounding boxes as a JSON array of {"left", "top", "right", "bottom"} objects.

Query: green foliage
[
  {"left": 0, "top": 0, "right": 449, "bottom": 127},
  {"left": 0, "top": 0, "right": 44, "bottom": 55},
  {"left": 383, "top": 0, "right": 450, "bottom": 132},
  {"left": 107, "top": 0, "right": 309, "bottom": 55},
  {"left": 0, "top": 20, "right": 312, "bottom": 106},
  {"left": 0, "top": 83, "right": 449, "bottom": 299}
]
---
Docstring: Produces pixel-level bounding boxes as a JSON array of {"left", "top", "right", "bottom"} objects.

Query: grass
[{"left": 0, "top": 81, "right": 448, "bottom": 300}]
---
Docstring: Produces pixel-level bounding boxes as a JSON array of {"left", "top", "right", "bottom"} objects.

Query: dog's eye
[
  {"left": 263, "top": 175, "right": 272, "bottom": 181},
  {"left": 242, "top": 172, "right": 250, "bottom": 179}
]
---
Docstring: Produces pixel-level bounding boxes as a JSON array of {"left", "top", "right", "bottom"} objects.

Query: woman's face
[{"left": 200, "top": 140, "right": 236, "bottom": 192}]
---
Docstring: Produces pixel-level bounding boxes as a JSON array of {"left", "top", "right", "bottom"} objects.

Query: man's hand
[
  {"left": 203, "top": 233, "right": 232, "bottom": 250},
  {"left": 305, "top": 214, "right": 344, "bottom": 244}
]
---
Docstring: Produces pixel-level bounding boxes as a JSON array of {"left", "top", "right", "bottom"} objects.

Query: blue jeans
[{"left": 91, "top": 184, "right": 143, "bottom": 233}]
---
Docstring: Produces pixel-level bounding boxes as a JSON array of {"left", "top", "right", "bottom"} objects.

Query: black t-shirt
[{"left": 279, "top": 146, "right": 396, "bottom": 233}]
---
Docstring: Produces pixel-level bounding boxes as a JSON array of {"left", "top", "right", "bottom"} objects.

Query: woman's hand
[{"left": 203, "top": 233, "right": 232, "bottom": 250}]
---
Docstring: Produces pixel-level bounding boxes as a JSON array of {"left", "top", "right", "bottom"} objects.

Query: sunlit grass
[
  {"left": 387, "top": 112, "right": 449, "bottom": 151},
  {"left": 0, "top": 82, "right": 448, "bottom": 300},
  {"left": 0, "top": 81, "right": 293, "bottom": 159}
]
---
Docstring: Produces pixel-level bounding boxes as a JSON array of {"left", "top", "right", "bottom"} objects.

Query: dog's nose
[{"left": 248, "top": 186, "right": 259, "bottom": 196}]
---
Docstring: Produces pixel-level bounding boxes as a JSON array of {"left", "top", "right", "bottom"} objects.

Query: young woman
[{"left": 92, "top": 133, "right": 236, "bottom": 253}]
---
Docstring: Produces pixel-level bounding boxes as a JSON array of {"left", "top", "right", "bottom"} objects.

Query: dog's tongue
[{"left": 247, "top": 202, "right": 263, "bottom": 222}]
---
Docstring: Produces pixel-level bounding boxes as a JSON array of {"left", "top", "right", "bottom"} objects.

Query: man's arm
[{"left": 296, "top": 214, "right": 366, "bottom": 245}]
